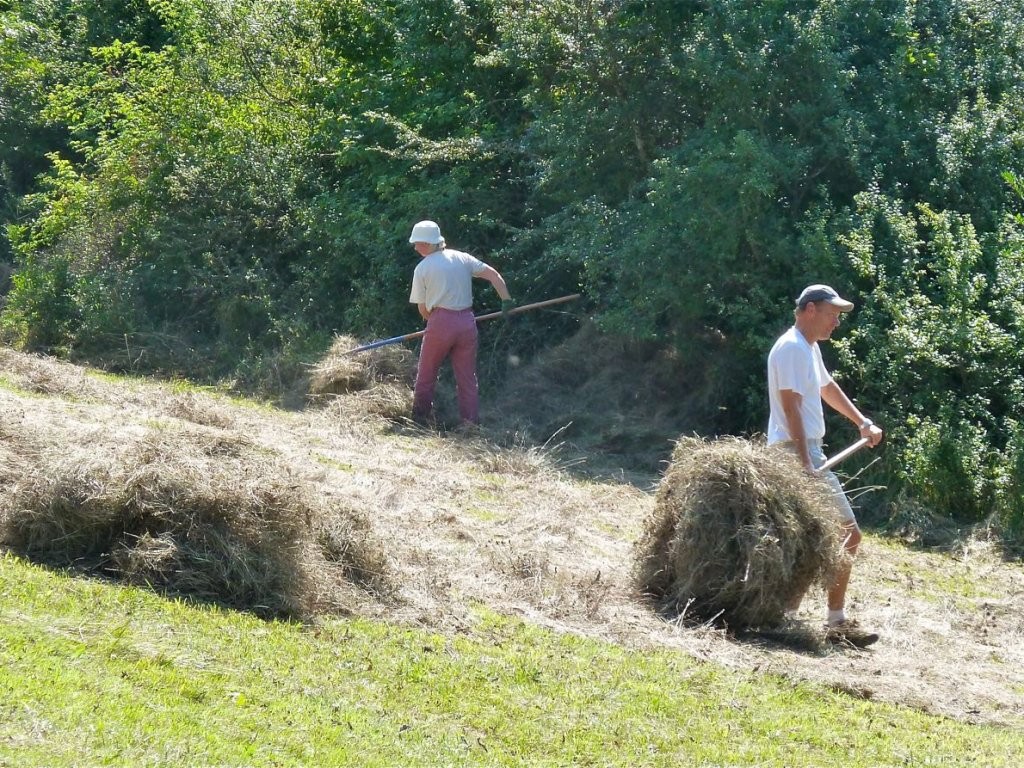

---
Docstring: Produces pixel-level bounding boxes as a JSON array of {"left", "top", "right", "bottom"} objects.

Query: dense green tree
[
  {"left": 4, "top": 1, "right": 321, "bottom": 373},
  {"left": 0, "top": 0, "right": 167, "bottom": 263},
  {"left": 833, "top": 189, "right": 1024, "bottom": 524}
]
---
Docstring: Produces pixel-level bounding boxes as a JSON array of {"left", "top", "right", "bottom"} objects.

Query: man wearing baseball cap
[{"left": 767, "top": 284, "right": 884, "bottom": 647}]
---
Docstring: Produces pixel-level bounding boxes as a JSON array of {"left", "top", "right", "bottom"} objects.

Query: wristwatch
[{"left": 858, "top": 418, "right": 874, "bottom": 430}]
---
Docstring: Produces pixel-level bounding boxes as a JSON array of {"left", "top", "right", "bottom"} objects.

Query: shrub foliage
[{"left": 4, "top": 0, "right": 1024, "bottom": 542}]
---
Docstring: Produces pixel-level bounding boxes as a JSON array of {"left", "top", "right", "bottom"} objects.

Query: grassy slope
[
  {"left": 0, "top": 349, "right": 1022, "bottom": 766},
  {"left": 2, "top": 555, "right": 1021, "bottom": 768}
]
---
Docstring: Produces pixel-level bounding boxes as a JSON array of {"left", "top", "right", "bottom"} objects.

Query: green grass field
[{"left": 2, "top": 554, "right": 1020, "bottom": 768}]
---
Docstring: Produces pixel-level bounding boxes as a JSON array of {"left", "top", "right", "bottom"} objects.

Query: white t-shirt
[
  {"left": 409, "top": 249, "right": 487, "bottom": 312},
  {"left": 766, "top": 326, "right": 833, "bottom": 444}
]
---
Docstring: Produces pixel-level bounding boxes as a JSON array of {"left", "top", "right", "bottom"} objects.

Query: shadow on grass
[{"left": 1, "top": 548, "right": 310, "bottom": 622}]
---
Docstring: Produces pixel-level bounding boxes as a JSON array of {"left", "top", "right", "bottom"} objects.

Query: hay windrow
[
  {"left": 309, "top": 335, "right": 417, "bottom": 397},
  {"left": 634, "top": 436, "right": 849, "bottom": 629},
  {"left": 0, "top": 425, "right": 390, "bottom": 618}
]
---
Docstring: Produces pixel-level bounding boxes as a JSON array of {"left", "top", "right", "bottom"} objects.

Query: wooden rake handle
[
  {"left": 343, "top": 293, "right": 581, "bottom": 355},
  {"left": 818, "top": 437, "right": 871, "bottom": 473}
]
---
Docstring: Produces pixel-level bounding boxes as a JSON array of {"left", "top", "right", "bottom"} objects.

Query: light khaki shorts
[{"left": 786, "top": 439, "right": 857, "bottom": 525}]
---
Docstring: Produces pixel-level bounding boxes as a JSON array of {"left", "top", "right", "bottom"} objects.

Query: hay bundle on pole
[
  {"left": 634, "top": 436, "right": 848, "bottom": 629},
  {"left": 309, "top": 335, "right": 417, "bottom": 397}
]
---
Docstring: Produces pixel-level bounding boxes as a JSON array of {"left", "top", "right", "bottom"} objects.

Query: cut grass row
[{"left": 1, "top": 554, "right": 1019, "bottom": 767}]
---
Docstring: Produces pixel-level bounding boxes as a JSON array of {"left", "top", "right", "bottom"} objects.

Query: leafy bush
[{"left": 834, "top": 189, "right": 1024, "bottom": 537}]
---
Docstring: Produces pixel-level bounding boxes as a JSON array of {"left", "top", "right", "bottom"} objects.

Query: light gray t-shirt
[
  {"left": 766, "top": 326, "right": 833, "bottom": 444},
  {"left": 409, "top": 249, "right": 487, "bottom": 311}
]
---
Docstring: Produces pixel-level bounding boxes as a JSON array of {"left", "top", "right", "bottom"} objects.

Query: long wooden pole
[{"left": 343, "top": 293, "right": 581, "bottom": 355}]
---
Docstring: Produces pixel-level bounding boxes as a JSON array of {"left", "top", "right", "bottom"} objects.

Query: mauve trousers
[{"left": 413, "top": 308, "right": 479, "bottom": 423}]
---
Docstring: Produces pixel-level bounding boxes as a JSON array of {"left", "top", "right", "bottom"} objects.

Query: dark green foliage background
[{"left": 3, "top": 0, "right": 1024, "bottom": 543}]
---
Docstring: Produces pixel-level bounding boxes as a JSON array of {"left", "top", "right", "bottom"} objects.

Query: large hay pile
[
  {"left": 309, "top": 335, "right": 417, "bottom": 396},
  {"left": 634, "top": 437, "right": 848, "bottom": 629},
  {"left": 307, "top": 335, "right": 417, "bottom": 421},
  {"left": 0, "top": 424, "right": 390, "bottom": 618}
]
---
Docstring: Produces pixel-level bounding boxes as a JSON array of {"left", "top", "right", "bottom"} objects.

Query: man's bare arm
[
  {"left": 779, "top": 388, "right": 813, "bottom": 470},
  {"left": 821, "top": 380, "right": 883, "bottom": 446},
  {"left": 475, "top": 266, "right": 511, "bottom": 301}
]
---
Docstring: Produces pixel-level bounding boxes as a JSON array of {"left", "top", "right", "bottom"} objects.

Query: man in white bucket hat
[{"left": 408, "top": 220, "right": 512, "bottom": 427}]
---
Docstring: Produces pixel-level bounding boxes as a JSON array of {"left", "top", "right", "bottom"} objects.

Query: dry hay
[
  {"left": 346, "top": 383, "right": 414, "bottom": 421},
  {"left": 309, "top": 335, "right": 417, "bottom": 397},
  {"left": 634, "top": 436, "right": 848, "bottom": 629},
  {"left": 314, "top": 383, "right": 414, "bottom": 427},
  {"left": 0, "top": 424, "right": 390, "bottom": 618},
  {"left": 163, "top": 391, "right": 236, "bottom": 429},
  {"left": 0, "top": 348, "right": 97, "bottom": 399}
]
